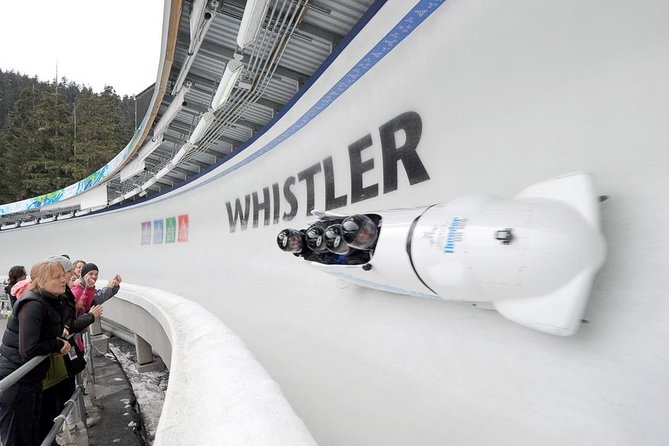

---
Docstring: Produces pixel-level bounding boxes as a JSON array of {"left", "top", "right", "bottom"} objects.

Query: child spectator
[
  {"left": 71, "top": 263, "right": 122, "bottom": 313},
  {"left": 72, "top": 260, "right": 86, "bottom": 281},
  {"left": 4, "top": 265, "right": 26, "bottom": 307}
]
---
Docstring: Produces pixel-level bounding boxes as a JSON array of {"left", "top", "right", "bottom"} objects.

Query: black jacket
[
  {"left": 0, "top": 290, "right": 67, "bottom": 382},
  {"left": 3, "top": 283, "right": 17, "bottom": 308},
  {"left": 62, "top": 285, "right": 94, "bottom": 334}
]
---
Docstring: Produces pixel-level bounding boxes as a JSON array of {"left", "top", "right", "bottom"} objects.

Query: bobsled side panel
[
  {"left": 410, "top": 196, "right": 605, "bottom": 301},
  {"left": 364, "top": 208, "right": 439, "bottom": 296},
  {"left": 515, "top": 172, "right": 602, "bottom": 230},
  {"left": 493, "top": 269, "right": 599, "bottom": 336},
  {"left": 318, "top": 207, "right": 439, "bottom": 298}
]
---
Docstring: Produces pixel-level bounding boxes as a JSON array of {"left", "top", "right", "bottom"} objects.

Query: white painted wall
[{"left": 1, "top": 1, "right": 668, "bottom": 444}]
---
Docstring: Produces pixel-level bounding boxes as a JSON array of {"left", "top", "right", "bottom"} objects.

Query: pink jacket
[
  {"left": 71, "top": 282, "right": 95, "bottom": 314},
  {"left": 11, "top": 278, "right": 32, "bottom": 299}
]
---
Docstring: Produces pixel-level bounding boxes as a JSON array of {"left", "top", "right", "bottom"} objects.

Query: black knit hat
[{"left": 81, "top": 263, "right": 99, "bottom": 278}]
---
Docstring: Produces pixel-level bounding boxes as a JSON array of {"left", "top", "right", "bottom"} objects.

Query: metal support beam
[
  {"left": 176, "top": 36, "right": 311, "bottom": 84},
  {"left": 297, "top": 22, "right": 343, "bottom": 47}
]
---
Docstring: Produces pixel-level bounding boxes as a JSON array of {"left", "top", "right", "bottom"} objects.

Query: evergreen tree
[{"left": 0, "top": 71, "right": 135, "bottom": 203}]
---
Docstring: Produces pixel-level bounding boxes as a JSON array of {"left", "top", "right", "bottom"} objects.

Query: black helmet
[
  {"left": 341, "top": 214, "right": 379, "bottom": 250},
  {"left": 277, "top": 229, "right": 304, "bottom": 253},
  {"left": 324, "top": 224, "right": 350, "bottom": 255},
  {"left": 305, "top": 223, "right": 327, "bottom": 253}
]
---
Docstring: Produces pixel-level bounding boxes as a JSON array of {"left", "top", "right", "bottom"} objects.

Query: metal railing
[
  {"left": 40, "top": 385, "right": 84, "bottom": 446},
  {"left": 0, "top": 337, "right": 90, "bottom": 446},
  {"left": 0, "top": 281, "right": 11, "bottom": 318},
  {"left": 0, "top": 354, "right": 48, "bottom": 394}
]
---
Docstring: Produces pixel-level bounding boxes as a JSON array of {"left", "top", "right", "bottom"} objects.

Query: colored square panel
[
  {"left": 153, "top": 219, "right": 164, "bottom": 244},
  {"left": 141, "top": 222, "right": 152, "bottom": 245},
  {"left": 177, "top": 214, "right": 189, "bottom": 242},
  {"left": 165, "top": 217, "right": 176, "bottom": 243}
]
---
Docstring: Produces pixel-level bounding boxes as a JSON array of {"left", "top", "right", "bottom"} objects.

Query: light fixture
[
  {"left": 156, "top": 162, "right": 175, "bottom": 179},
  {"left": 172, "top": 142, "right": 193, "bottom": 165},
  {"left": 173, "top": 0, "right": 217, "bottom": 93},
  {"left": 122, "top": 187, "right": 142, "bottom": 200},
  {"left": 237, "top": 0, "right": 270, "bottom": 49},
  {"left": 120, "top": 159, "right": 146, "bottom": 183},
  {"left": 188, "top": 111, "right": 216, "bottom": 144},
  {"left": 141, "top": 177, "right": 158, "bottom": 191},
  {"left": 74, "top": 209, "right": 91, "bottom": 217},
  {"left": 211, "top": 54, "right": 244, "bottom": 111},
  {"left": 0, "top": 222, "right": 18, "bottom": 230},
  {"left": 57, "top": 213, "right": 73, "bottom": 221},
  {"left": 189, "top": 0, "right": 212, "bottom": 55},
  {"left": 140, "top": 134, "right": 164, "bottom": 159},
  {"left": 152, "top": 87, "right": 189, "bottom": 141},
  {"left": 40, "top": 216, "right": 56, "bottom": 223}
]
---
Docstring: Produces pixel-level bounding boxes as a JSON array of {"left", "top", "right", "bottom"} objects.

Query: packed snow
[{"left": 109, "top": 343, "right": 168, "bottom": 444}]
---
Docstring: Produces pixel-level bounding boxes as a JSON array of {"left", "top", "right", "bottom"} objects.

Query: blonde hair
[{"left": 28, "top": 261, "right": 65, "bottom": 291}]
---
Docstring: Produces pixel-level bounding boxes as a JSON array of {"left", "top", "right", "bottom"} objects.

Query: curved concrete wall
[
  {"left": 104, "top": 284, "right": 316, "bottom": 446},
  {"left": 2, "top": 1, "right": 669, "bottom": 444}
]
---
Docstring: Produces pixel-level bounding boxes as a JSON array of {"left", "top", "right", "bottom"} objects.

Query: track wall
[{"left": 2, "top": 1, "right": 668, "bottom": 444}]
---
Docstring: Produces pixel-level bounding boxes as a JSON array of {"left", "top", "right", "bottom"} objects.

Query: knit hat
[
  {"left": 81, "top": 263, "right": 99, "bottom": 278},
  {"left": 46, "top": 255, "right": 73, "bottom": 272}
]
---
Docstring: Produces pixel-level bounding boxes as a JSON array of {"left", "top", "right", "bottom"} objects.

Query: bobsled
[{"left": 276, "top": 173, "right": 607, "bottom": 336}]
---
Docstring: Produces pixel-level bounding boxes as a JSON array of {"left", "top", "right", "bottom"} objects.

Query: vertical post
[
  {"left": 134, "top": 334, "right": 153, "bottom": 365},
  {"left": 75, "top": 373, "right": 87, "bottom": 428},
  {"left": 90, "top": 318, "right": 102, "bottom": 336}
]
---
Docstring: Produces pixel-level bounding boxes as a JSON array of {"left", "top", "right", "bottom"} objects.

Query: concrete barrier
[{"left": 102, "top": 283, "right": 317, "bottom": 446}]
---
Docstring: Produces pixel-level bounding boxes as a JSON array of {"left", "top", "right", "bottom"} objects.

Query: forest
[{"left": 0, "top": 69, "right": 136, "bottom": 204}]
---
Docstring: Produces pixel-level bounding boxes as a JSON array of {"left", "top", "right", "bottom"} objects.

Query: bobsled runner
[{"left": 276, "top": 173, "right": 607, "bottom": 336}]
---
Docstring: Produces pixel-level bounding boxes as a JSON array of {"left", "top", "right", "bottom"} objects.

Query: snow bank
[{"left": 112, "top": 284, "right": 317, "bottom": 446}]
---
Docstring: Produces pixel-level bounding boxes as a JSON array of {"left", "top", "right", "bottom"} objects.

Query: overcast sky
[{"left": 0, "top": 0, "right": 164, "bottom": 96}]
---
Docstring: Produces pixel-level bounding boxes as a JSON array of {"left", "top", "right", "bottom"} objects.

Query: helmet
[
  {"left": 324, "top": 224, "right": 350, "bottom": 255},
  {"left": 341, "top": 214, "right": 379, "bottom": 250},
  {"left": 276, "top": 229, "right": 304, "bottom": 253},
  {"left": 305, "top": 223, "right": 327, "bottom": 253}
]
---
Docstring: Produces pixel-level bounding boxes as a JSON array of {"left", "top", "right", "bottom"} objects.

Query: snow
[{"left": 109, "top": 343, "right": 168, "bottom": 444}]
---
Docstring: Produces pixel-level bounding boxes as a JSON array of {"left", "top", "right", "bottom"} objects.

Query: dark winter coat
[
  {"left": 61, "top": 285, "right": 94, "bottom": 334},
  {"left": 3, "top": 283, "right": 17, "bottom": 308},
  {"left": 0, "top": 290, "right": 67, "bottom": 382}
]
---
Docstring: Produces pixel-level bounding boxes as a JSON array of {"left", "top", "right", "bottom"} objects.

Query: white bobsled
[{"left": 280, "top": 173, "right": 607, "bottom": 336}]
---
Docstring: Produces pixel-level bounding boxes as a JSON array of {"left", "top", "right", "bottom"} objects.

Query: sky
[{"left": 0, "top": 0, "right": 164, "bottom": 96}]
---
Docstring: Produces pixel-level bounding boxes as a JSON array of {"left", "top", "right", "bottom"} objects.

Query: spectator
[
  {"left": 40, "top": 256, "right": 103, "bottom": 443},
  {"left": 72, "top": 260, "right": 85, "bottom": 281},
  {"left": 72, "top": 263, "right": 122, "bottom": 314},
  {"left": 0, "top": 260, "right": 70, "bottom": 446},
  {"left": 11, "top": 278, "right": 32, "bottom": 300},
  {"left": 4, "top": 265, "right": 27, "bottom": 308}
]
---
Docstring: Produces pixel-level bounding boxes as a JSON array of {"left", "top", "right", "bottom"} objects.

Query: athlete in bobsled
[
  {"left": 277, "top": 173, "right": 607, "bottom": 336},
  {"left": 277, "top": 214, "right": 379, "bottom": 265}
]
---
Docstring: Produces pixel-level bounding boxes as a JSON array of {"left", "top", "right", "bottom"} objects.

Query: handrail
[
  {"left": 40, "top": 385, "right": 83, "bottom": 446},
  {"left": 0, "top": 278, "right": 87, "bottom": 445},
  {"left": 0, "top": 279, "right": 51, "bottom": 394},
  {"left": 0, "top": 354, "right": 48, "bottom": 394}
]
